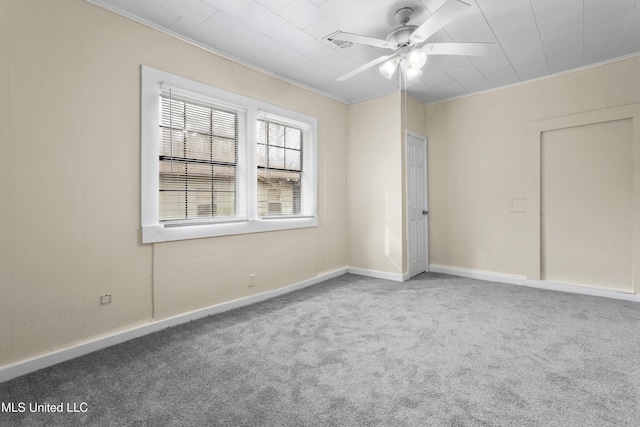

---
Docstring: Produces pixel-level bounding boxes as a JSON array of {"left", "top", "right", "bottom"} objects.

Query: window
[
  {"left": 257, "top": 117, "right": 307, "bottom": 218},
  {"left": 159, "top": 86, "right": 245, "bottom": 223},
  {"left": 141, "top": 66, "right": 317, "bottom": 243}
]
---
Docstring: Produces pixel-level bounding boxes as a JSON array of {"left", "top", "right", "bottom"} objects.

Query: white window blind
[
  {"left": 257, "top": 115, "right": 311, "bottom": 218},
  {"left": 159, "top": 85, "right": 246, "bottom": 224}
]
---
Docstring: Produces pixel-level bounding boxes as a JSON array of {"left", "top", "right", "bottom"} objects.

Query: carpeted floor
[{"left": 1, "top": 272, "right": 639, "bottom": 426}]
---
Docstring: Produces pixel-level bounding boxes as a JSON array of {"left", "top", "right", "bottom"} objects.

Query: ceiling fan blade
[
  {"left": 409, "top": 0, "right": 470, "bottom": 44},
  {"left": 325, "top": 31, "right": 396, "bottom": 50},
  {"left": 420, "top": 42, "right": 494, "bottom": 56},
  {"left": 336, "top": 54, "right": 397, "bottom": 81}
]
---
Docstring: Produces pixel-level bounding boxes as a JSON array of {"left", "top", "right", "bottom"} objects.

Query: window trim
[{"left": 141, "top": 65, "right": 318, "bottom": 243}]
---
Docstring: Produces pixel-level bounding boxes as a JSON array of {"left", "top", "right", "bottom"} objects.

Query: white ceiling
[{"left": 88, "top": 0, "right": 640, "bottom": 104}]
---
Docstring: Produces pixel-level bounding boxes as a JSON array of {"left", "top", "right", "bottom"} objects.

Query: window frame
[{"left": 141, "top": 66, "right": 318, "bottom": 243}]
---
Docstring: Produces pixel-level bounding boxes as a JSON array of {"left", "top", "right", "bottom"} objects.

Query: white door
[{"left": 406, "top": 132, "right": 429, "bottom": 278}]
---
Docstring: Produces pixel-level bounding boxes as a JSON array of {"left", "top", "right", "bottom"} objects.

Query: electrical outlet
[
  {"left": 100, "top": 294, "right": 112, "bottom": 305},
  {"left": 433, "top": 251, "right": 439, "bottom": 261},
  {"left": 248, "top": 274, "right": 256, "bottom": 288}
]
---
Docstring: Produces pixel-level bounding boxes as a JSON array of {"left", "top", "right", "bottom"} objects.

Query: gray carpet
[{"left": 1, "top": 273, "right": 639, "bottom": 426}]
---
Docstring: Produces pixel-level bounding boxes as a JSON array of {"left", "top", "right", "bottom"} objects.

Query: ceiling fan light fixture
[
  {"left": 407, "top": 50, "right": 427, "bottom": 69},
  {"left": 379, "top": 56, "right": 400, "bottom": 79},
  {"left": 404, "top": 67, "right": 422, "bottom": 81}
]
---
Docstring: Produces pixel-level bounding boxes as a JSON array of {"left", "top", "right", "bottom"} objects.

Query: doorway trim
[
  {"left": 526, "top": 103, "right": 640, "bottom": 294},
  {"left": 405, "top": 130, "right": 429, "bottom": 279}
]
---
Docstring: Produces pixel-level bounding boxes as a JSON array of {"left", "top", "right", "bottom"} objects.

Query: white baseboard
[
  {"left": 4, "top": 264, "right": 637, "bottom": 383},
  {"left": 430, "top": 264, "right": 640, "bottom": 303},
  {"left": 348, "top": 267, "right": 405, "bottom": 282},
  {"left": 0, "top": 268, "right": 348, "bottom": 384}
]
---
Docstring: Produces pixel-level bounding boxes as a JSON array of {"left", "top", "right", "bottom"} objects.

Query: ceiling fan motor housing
[
  {"left": 388, "top": 7, "right": 417, "bottom": 47},
  {"left": 386, "top": 25, "right": 418, "bottom": 47}
]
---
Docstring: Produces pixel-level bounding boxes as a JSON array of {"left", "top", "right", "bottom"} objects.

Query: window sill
[{"left": 142, "top": 216, "right": 318, "bottom": 243}]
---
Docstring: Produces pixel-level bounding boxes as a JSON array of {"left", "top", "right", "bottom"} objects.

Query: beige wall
[
  {"left": 0, "top": 0, "right": 11, "bottom": 365},
  {"left": 2, "top": 0, "right": 154, "bottom": 365},
  {"left": 345, "top": 92, "right": 426, "bottom": 277},
  {"left": 347, "top": 93, "right": 403, "bottom": 274},
  {"left": 402, "top": 93, "right": 428, "bottom": 137},
  {"left": 541, "top": 119, "right": 633, "bottom": 291},
  {"left": 426, "top": 55, "right": 640, "bottom": 293},
  {"left": 1, "top": 0, "right": 347, "bottom": 366}
]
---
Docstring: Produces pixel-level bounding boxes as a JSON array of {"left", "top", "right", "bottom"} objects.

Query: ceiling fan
[{"left": 324, "top": 0, "right": 493, "bottom": 83}]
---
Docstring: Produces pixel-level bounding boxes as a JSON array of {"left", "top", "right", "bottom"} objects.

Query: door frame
[{"left": 526, "top": 103, "right": 640, "bottom": 294}]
